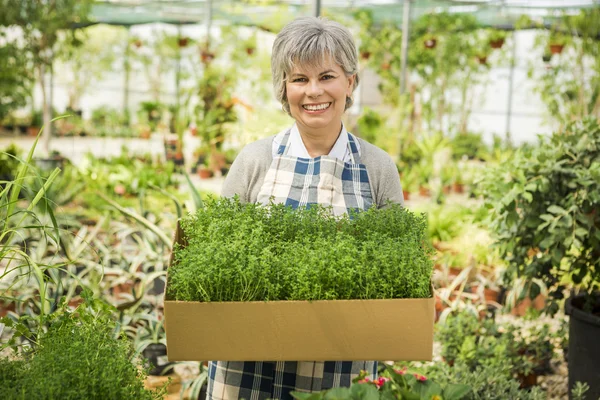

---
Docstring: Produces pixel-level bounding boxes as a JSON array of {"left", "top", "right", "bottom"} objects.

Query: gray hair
[{"left": 271, "top": 16, "right": 360, "bottom": 115}]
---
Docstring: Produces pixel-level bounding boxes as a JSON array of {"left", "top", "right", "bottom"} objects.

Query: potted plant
[
  {"left": 548, "top": 31, "right": 568, "bottom": 54},
  {"left": 423, "top": 34, "right": 437, "bottom": 49},
  {"left": 488, "top": 29, "right": 507, "bottom": 49},
  {"left": 241, "top": 34, "right": 257, "bottom": 55},
  {"left": 479, "top": 117, "right": 600, "bottom": 398},
  {"left": 178, "top": 37, "right": 190, "bottom": 48}
]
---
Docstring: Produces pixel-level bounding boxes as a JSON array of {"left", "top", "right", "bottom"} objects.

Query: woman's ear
[{"left": 346, "top": 74, "right": 356, "bottom": 96}]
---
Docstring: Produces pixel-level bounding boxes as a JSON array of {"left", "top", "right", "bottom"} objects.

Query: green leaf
[
  {"left": 443, "top": 384, "right": 472, "bottom": 400},
  {"left": 324, "top": 387, "right": 352, "bottom": 400},
  {"left": 522, "top": 192, "right": 533, "bottom": 203},
  {"left": 349, "top": 383, "right": 379, "bottom": 400},
  {"left": 420, "top": 381, "right": 442, "bottom": 399},
  {"left": 292, "top": 392, "right": 323, "bottom": 400},
  {"left": 574, "top": 228, "right": 588, "bottom": 239},
  {"left": 547, "top": 205, "right": 566, "bottom": 215}
]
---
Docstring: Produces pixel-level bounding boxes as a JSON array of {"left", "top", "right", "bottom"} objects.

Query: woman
[{"left": 209, "top": 16, "right": 404, "bottom": 400}]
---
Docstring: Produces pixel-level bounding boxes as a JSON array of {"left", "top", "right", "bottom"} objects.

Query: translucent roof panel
[{"left": 91, "top": 0, "right": 600, "bottom": 27}]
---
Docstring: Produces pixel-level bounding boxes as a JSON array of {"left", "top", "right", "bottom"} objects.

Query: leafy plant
[
  {"left": 477, "top": 117, "right": 600, "bottom": 315},
  {"left": 0, "top": 297, "right": 166, "bottom": 399},
  {"left": 422, "top": 361, "right": 546, "bottom": 400},
  {"left": 291, "top": 364, "right": 470, "bottom": 400},
  {"left": 168, "top": 197, "right": 433, "bottom": 302}
]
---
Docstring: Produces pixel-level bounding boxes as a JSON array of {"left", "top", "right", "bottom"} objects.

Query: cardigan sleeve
[
  {"left": 221, "top": 137, "right": 274, "bottom": 203},
  {"left": 357, "top": 138, "right": 404, "bottom": 208}
]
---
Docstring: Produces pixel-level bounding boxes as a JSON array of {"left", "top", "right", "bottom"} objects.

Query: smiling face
[{"left": 285, "top": 56, "right": 355, "bottom": 138}]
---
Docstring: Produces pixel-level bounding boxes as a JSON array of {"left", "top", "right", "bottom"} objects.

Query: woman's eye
[
  {"left": 292, "top": 77, "right": 307, "bottom": 83},
  {"left": 321, "top": 75, "right": 335, "bottom": 80}
]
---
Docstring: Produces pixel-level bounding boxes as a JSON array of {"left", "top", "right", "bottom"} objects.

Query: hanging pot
[
  {"left": 550, "top": 44, "right": 564, "bottom": 54},
  {"left": 424, "top": 38, "right": 437, "bottom": 49},
  {"left": 490, "top": 38, "right": 505, "bottom": 49},
  {"left": 566, "top": 293, "right": 600, "bottom": 400}
]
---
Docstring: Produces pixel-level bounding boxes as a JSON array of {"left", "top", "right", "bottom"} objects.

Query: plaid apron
[{"left": 207, "top": 129, "right": 376, "bottom": 400}]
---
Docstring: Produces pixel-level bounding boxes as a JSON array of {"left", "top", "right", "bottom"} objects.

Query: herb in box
[
  {"left": 167, "top": 197, "right": 433, "bottom": 302},
  {"left": 164, "top": 197, "right": 435, "bottom": 361}
]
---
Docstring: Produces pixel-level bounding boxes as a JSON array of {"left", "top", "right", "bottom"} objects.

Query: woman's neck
[{"left": 297, "top": 122, "right": 343, "bottom": 158}]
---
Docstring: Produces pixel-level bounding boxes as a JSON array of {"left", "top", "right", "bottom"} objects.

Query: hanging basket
[
  {"left": 424, "top": 38, "right": 437, "bottom": 49},
  {"left": 490, "top": 38, "right": 505, "bottom": 49},
  {"left": 178, "top": 37, "right": 189, "bottom": 47}
]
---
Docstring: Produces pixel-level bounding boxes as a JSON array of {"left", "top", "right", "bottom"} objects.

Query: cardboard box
[{"left": 164, "top": 221, "right": 434, "bottom": 362}]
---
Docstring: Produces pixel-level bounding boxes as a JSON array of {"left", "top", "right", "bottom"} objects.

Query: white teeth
[{"left": 303, "top": 103, "right": 331, "bottom": 111}]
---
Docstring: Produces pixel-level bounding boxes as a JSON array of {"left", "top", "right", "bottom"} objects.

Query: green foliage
[
  {"left": 354, "top": 10, "right": 492, "bottom": 134},
  {"left": 423, "top": 362, "right": 546, "bottom": 400},
  {"left": 436, "top": 309, "right": 558, "bottom": 383},
  {"left": 0, "top": 144, "right": 22, "bottom": 182},
  {"left": 79, "top": 148, "right": 177, "bottom": 198},
  {"left": 0, "top": 34, "right": 32, "bottom": 121},
  {"left": 292, "top": 365, "right": 470, "bottom": 400},
  {"left": 0, "top": 300, "right": 165, "bottom": 400},
  {"left": 24, "top": 162, "right": 85, "bottom": 216},
  {"left": 528, "top": 8, "right": 600, "bottom": 127},
  {"left": 478, "top": 117, "right": 600, "bottom": 314},
  {"left": 195, "top": 65, "right": 238, "bottom": 149},
  {"left": 356, "top": 107, "right": 383, "bottom": 145},
  {"left": 449, "top": 132, "right": 487, "bottom": 160},
  {"left": 168, "top": 197, "right": 433, "bottom": 302}
]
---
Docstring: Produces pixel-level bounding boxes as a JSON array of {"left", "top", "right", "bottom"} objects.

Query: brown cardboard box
[{"left": 165, "top": 221, "right": 434, "bottom": 362}]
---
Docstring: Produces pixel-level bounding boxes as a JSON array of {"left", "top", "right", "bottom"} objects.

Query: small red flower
[
  {"left": 358, "top": 378, "right": 371, "bottom": 384},
  {"left": 414, "top": 373, "right": 427, "bottom": 382},
  {"left": 394, "top": 367, "right": 407, "bottom": 375},
  {"left": 375, "top": 377, "right": 390, "bottom": 387}
]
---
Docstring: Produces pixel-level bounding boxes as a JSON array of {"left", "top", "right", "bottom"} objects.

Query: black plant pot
[
  {"left": 142, "top": 343, "right": 172, "bottom": 376},
  {"left": 566, "top": 293, "right": 600, "bottom": 400}
]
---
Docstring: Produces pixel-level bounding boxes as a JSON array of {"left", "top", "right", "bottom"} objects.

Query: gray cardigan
[{"left": 221, "top": 135, "right": 404, "bottom": 208}]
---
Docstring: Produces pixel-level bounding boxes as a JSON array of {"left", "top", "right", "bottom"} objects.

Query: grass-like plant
[{"left": 168, "top": 197, "right": 433, "bottom": 302}]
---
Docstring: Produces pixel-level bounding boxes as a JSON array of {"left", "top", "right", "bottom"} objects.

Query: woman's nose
[{"left": 306, "top": 80, "right": 324, "bottom": 98}]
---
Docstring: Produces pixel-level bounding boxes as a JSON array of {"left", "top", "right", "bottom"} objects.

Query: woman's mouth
[{"left": 302, "top": 102, "right": 331, "bottom": 113}]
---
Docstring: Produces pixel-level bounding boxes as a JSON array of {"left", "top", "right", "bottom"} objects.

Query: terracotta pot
[
  {"left": 490, "top": 38, "right": 505, "bottom": 49},
  {"left": 452, "top": 182, "right": 465, "bottom": 194},
  {"left": 0, "top": 300, "right": 15, "bottom": 317},
  {"left": 112, "top": 281, "right": 135, "bottom": 297},
  {"left": 178, "top": 37, "right": 189, "bottom": 47},
  {"left": 381, "top": 62, "right": 391, "bottom": 70},
  {"left": 200, "top": 51, "right": 215, "bottom": 63},
  {"left": 419, "top": 186, "right": 430, "bottom": 197},
  {"left": 28, "top": 126, "right": 39, "bottom": 137},
  {"left": 550, "top": 44, "right": 564, "bottom": 54},
  {"left": 360, "top": 51, "right": 371, "bottom": 60},
  {"left": 443, "top": 185, "right": 452, "bottom": 195},
  {"left": 476, "top": 55, "right": 488, "bottom": 65},
  {"left": 246, "top": 47, "right": 255, "bottom": 55},
  {"left": 139, "top": 129, "right": 151, "bottom": 139},
  {"left": 402, "top": 190, "right": 410, "bottom": 201},
  {"left": 511, "top": 294, "right": 546, "bottom": 316},
  {"left": 198, "top": 168, "right": 213, "bottom": 179}
]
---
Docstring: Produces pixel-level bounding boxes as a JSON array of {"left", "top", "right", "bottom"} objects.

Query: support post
[
  {"left": 400, "top": 0, "right": 412, "bottom": 94},
  {"left": 313, "top": 0, "right": 321, "bottom": 17},
  {"left": 124, "top": 26, "right": 131, "bottom": 125},
  {"left": 505, "top": 30, "right": 516, "bottom": 145},
  {"left": 205, "top": 0, "right": 213, "bottom": 47}
]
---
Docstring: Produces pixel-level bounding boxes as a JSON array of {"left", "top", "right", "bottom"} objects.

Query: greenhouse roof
[{"left": 91, "top": 0, "right": 600, "bottom": 28}]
